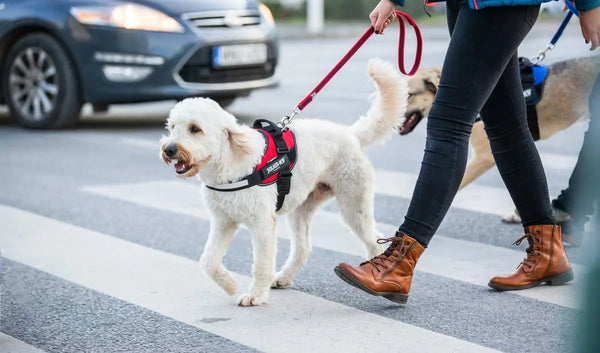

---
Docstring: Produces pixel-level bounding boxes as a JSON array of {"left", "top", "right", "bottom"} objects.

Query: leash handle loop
[
  {"left": 293, "top": 10, "right": 423, "bottom": 114},
  {"left": 395, "top": 11, "right": 423, "bottom": 76},
  {"left": 564, "top": 0, "right": 579, "bottom": 17}
]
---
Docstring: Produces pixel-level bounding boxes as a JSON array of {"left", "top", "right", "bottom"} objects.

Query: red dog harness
[{"left": 206, "top": 119, "right": 296, "bottom": 211}]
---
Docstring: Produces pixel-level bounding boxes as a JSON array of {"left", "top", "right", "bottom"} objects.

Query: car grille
[
  {"left": 178, "top": 45, "right": 276, "bottom": 84},
  {"left": 182, "top": 10, "right": 261, "bottom": 28}
]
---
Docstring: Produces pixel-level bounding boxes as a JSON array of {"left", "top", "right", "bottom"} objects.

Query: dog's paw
[
  {"left": 271, "top": 274, "right": 293, "bottom": 289},
  {"left": 502, "top": 211, "right": 522, "bottom": 224},
  {"left": 236, "top": 293, "right": 268, "bottom": 307}
]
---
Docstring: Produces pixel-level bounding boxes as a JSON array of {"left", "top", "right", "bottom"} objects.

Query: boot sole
[
  {"left": 334, "top": 266, "right": 408, "bottom": 305},
  {"left": 487, "top": 268, "right": 574, "bottom": 291}
]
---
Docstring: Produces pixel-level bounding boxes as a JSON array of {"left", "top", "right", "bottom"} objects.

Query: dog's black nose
[{"left": 164, "top": 144, "right": 178, "bottom": 158}]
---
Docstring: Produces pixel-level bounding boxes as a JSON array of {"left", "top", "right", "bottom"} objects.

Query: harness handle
[{"left": 293, "top": 11, "right": 422, "bottom": 113}]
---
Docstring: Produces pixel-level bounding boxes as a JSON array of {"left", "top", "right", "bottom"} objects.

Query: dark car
[{"left": 0, "top": 0, "right": 279, "bottom": 128}]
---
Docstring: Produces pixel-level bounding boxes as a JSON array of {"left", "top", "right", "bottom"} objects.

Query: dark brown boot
[
  {"left": 488, "top": 225, "right": 574, "bottom": 291},
  {"left": 334, "top": 232, "right": 424, "bottom": 304}
]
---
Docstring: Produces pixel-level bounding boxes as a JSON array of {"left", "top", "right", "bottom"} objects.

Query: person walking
[
  {"left": 334, "top": 0, "right": 600, "bottom": 304},
  {"left": 551, "top": 72, "right": 600, "bottom": 246}
]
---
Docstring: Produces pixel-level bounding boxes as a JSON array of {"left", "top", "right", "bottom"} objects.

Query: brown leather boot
[
  {"left": 334, "top": 232, "right": 425, "bottom": 304},
  {"left": 488, "top": 224, "right": 574, "bottom": 291}
]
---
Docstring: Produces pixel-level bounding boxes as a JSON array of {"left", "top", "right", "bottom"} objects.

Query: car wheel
[{"left": 3, "top": 33, "right": 82, "bottom": 129}]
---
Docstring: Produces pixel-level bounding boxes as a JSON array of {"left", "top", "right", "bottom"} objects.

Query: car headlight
[
  {"left": 259, "top": 3, "right": 275, "bottom": 27},
  {"left": 70, "top": 3, "right": 184, "bottom": 33}
]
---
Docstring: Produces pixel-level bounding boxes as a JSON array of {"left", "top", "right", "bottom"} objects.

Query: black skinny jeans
[{"left": 399, "top": 0, "right": 555, "bottom": 246}]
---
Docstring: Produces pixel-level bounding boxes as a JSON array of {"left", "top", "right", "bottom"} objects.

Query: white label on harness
[
  {"left": 264, "top": 156, "right": 288, "bottom": 177},
  {"left": 523, "top": 88, "right": 532, "bottom": 98}
]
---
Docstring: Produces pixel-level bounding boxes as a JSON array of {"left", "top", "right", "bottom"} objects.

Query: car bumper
[{"left": 69, "top": 23, "right": 279, "bottom": 104}]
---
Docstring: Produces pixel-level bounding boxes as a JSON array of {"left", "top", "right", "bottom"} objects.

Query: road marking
[
  {"left": 82, "top": 180, "right": 583, "bottom": 309},
  {"left": 373, "top": 169, "right": 514, "bottom": 216},
  {"left": 123, "top": 137, "right": 576, "bottom": 217},
  {"left": 0, "top": 205, "right": 499, "bottom": 353},
  {"left": 0, "top": 333, "right": 45, "bottom": 353},
  {"left": 539, "top": 152, "right": 577, "bottom": 171}
]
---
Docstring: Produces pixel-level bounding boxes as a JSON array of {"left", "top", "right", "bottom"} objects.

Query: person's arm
[{"left": 370, "top": 0, "right": 401, "bottom": 34}]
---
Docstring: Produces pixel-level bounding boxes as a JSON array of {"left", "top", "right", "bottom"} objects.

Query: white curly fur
[{"left": 159, "top": 58, "right": 408, "bottom": 306}]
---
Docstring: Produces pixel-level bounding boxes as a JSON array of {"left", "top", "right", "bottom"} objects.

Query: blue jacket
[{"left": 390, "top": 0, "right": 600, "bottom": 11}]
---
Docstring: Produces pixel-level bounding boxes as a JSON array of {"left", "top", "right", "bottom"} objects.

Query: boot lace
[
  {"left": 362, "top": 234, "right": 411, "bottom": 272},
  {"left": 513, "top": 233, "right": 542, "bottom": 270}
]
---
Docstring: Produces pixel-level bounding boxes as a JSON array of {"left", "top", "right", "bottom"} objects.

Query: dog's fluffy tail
[{"left": 350, "top": 58, "right": 408, "bottom": 147}]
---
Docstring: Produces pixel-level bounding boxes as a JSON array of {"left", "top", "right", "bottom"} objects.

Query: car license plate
[{"left": 212, "top": 44, "right": 267, "bottom": 68}]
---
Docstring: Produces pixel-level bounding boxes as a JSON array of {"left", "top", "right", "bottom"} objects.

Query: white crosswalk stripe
[
  {"left": 0, "top": 333, "right": 45, "bottom": 353},
  {"left": 82, "top": 180, "right": 583, "bottom": 309},
  {"left": 0, "top": 205, "right": 500, "bottom": 353}
]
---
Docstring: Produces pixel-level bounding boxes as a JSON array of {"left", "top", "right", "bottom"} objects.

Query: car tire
[{"left": 3, "top": 33, "right": 82, "bottom": 129}]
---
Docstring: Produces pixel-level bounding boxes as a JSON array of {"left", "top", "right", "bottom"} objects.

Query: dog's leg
[
  {"left": 459, "top": 121, "right": 496, "bottom": 189},
  {"left": 237, "top": 215, "right": 277, "bottom": 307},
  {"left": 334, "top": 163, "right": 383, "bottom": 259},
  {"left": 272, "top": 196, "right": 322, "bottom": 289},
  {"left": 199, "top": 216, "right": 239, "bottom": 295}
]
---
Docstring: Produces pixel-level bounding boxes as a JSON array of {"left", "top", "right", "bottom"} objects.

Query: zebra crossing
[
  {"left": 2, "top": 19, "right": 596, "bottom": 352},
  {"left": 1, "top": 205, "right": 501, "bottom": 353},
  {"left": 1, "top": 134, "right": 584, "bottom": 353}
]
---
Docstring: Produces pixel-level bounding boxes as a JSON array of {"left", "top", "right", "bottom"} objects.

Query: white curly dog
[{"left": 159, "top": 58, "right": 407, "bottom": 306}]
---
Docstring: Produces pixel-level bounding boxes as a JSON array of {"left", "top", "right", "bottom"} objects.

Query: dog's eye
[{"left": 190, "top": 125, "right": 202, "bottom": 134}]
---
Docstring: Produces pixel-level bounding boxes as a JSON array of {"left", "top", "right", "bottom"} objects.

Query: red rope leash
[{"left": 283, "top": 10, "right": 422, "bottom": 127}]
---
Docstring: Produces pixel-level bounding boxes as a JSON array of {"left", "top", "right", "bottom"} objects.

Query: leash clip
[
  {"left": 280, "top": 107, "right": 300, "bottom": 131},
  {"left": 532, "top": 43, "right": 554, "bottom": 64}
]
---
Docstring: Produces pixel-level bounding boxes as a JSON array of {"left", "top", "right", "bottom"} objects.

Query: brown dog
[{"left": 401, "top": 56, "right": 600, "bottom": 223}]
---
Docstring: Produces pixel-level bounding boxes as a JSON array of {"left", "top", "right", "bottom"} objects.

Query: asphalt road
[{"left": 1, "top": 20, "right": 598, "bottom": 353}]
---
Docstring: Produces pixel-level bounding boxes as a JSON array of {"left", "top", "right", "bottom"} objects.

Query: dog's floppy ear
[
  {"left": 423, "top": 68, "right": 441, "bottom": 93},
  {"left": 225, "top": 127, "right": 253, "bottom": 155}
]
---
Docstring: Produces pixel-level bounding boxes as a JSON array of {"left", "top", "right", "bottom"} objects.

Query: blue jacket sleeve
[
  {"left": 576, "top": 0, "right": 600, "bottom": 11},
  {"left": 389, "top": 0, "right": 406, "bottom": 6}
]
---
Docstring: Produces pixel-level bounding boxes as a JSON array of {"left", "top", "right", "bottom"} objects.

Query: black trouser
[
  {"left": 399, "top": 0, "right": 554, "bottom": 246},
  {"left": 552, "top": 74, "right": 600, "bottom": 224}
]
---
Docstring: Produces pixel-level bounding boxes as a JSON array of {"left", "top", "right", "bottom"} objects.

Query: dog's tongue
[
  {"left": 400, "top": 114, "right": 418, "bottom": 135},
  {"left": 175, "top": 161, "right": 187, "bottom": 172}
]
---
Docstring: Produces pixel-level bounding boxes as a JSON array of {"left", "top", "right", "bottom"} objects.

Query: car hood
[{"left": 132, "top": 0, "right": 259, "bottom": 16}]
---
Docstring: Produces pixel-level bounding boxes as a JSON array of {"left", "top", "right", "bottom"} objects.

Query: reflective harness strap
[{"left": 205, "top": 120, "right": 296, "bottom": 212}]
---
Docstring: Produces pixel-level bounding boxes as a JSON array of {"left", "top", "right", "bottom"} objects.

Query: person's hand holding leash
[
  {"left": 370, "top": 0, "right": 397, "bottom": 34},
  {"left": 565, "top": 0, "right": 600, "bottom": 50},
  {"left": 580, "top": 6, "right": 600, "bottom": 50}
]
